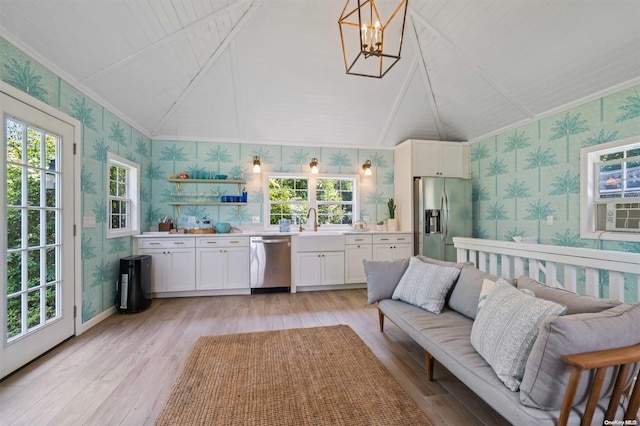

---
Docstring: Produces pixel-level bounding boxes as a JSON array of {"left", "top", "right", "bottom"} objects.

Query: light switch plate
[
  {"left": 546, "top": 215, "right": 554, "bottom": 225},
  {"left": 252, "top": 216, "right": 260, "bottom": 224},
  {"left": 83, "top": 216, "right": 96, "bottom": 228}
]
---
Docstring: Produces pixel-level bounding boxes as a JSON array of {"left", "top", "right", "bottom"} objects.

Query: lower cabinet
[
  {"left": 137, "top": 236, "right": 249, "bottom": 294},
  {"left": 196, "top": 245, "right": 250, "bottom": 290},
  {"left": 372, "top": 234, "right": 413, "bottom": 261},
  {"left": 344, "top": 235, "right": 372, "bottom": 284},
  {"left": 138, "top": 238, "right": 196, "bottom": 292},
  {"left": 296, "top": 251, "right": 345, "bottom": 287}
]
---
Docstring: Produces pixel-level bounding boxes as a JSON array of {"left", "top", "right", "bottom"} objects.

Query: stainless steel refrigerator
[{"left": 413, "top": 177, "right": 472, "bottom": 262}]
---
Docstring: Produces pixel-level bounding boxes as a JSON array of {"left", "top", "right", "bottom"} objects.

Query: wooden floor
[{"left": 0, "top": 289, "right": 509, "bottom": 426}]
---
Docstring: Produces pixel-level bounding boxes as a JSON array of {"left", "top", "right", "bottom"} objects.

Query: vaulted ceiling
[{"left": 1, "top": 0, "right": 639, "bottom": 148}]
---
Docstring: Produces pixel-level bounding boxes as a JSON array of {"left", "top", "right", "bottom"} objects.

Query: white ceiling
[{"left": 1, "top": 0, "right": 639, "bottom": 148}]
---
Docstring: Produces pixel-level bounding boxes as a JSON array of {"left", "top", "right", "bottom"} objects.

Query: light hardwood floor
[{"left": 1, "top": 289, "right": 509, "bottom": 426}]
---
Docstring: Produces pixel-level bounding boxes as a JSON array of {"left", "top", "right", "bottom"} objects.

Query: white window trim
[
  {"left": 262, "top": 172, "right": 359, "bottom": 230},
  {"left": 580, "top": 135, "right": 640, "bottom": 242},
  {"left": 106, "top": 152, "right": 140, "bottom": 238}
]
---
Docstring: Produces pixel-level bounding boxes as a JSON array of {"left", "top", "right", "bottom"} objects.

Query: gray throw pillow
[
  {"left": 471, "top": 278, "right": 567, "bottom": 391},
  {"left": 516, "top": 275, "right": 622, "bottom": 314},
  {"left": 391, "top": 257, "right": 461, "bottom": 314},
  {"left": 520, "top": 303, "right": 640, "bottom": 410},
  {"left": 416, "top": 255, "right": 472, "bottom": 270},
  {"left": 363, "top": 258, "right": 410, "bottom": 304},
  {"left": 448, "top": 266, "right": 509, "bottom": 320}
]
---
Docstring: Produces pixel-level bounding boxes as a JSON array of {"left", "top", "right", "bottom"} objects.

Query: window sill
[{"left": 107, "top": 229, "right": 140, "bottom": 239}]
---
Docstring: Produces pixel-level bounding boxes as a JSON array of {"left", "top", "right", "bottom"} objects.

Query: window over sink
[{"left": 265, "top": 174, "right": 358, "bottom": 227}]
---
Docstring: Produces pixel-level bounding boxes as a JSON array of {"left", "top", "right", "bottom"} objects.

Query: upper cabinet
[
  {"left": 393, "top": 140, "right": 470, "bottom": 232},
  {"left": 407, "top": 140, "right": 470, "bottom": 178}
]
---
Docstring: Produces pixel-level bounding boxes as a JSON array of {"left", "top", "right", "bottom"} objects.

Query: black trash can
[{"left": 117, "top": 255, "right": 152, "bottom": 313}]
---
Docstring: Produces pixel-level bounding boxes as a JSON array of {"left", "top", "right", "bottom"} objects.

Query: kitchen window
[
  {"left": 107, "top": 152, "right": 140, "bottom": 238},
  {"left": 266, "top": 174, "right": 357, "bottom": 227},
  {"left": 580, "top": 136, "right": 640, "bottom": 242}
]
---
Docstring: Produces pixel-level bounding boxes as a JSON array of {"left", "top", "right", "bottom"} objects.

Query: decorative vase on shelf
[{"left": 387, "top": 218, "right": 398, "bottom": 231}]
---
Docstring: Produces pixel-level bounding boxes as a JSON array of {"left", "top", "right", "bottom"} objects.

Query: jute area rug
[{"left": 155, "top": 325, "right": 432, "bottom": 426}]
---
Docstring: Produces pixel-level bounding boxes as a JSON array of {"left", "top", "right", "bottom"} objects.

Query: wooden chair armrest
[{"left": 558, "top": 343, "right": 640, "bottom": 426}]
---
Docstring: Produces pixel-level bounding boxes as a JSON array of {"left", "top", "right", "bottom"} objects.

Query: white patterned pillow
[
  {"left": 392, "top": 257, "right": 461, "bottom": 314},
  {"left": 471, "top": 278, "right": 567, "bottom": 391}
]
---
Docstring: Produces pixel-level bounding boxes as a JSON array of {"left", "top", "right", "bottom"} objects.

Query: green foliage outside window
[
  {"left": 267, "top": 176, "right": 355, "bottom": 225},
  {"left": 5, "top": 119, "right": 58, "bottom": 339}
]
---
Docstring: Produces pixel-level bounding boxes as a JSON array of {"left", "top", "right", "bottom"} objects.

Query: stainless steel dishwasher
[{"left": 250, "top": 235, "right": 291, "bottom": 294}]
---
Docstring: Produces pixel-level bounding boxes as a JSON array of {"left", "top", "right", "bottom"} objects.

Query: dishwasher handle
[{"left": 251, "top": 238, "right": 290, "bottom": 244}]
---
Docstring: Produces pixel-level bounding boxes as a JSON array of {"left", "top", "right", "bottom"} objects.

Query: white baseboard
[{"left": 76, "top": 306, "right": 116, "bottom": 336}]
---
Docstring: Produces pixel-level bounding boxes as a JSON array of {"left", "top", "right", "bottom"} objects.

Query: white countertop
[{"left": 134, "top": 230, "right": 412, "bottom": 238}]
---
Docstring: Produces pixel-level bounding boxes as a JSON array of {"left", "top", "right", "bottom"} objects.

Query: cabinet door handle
[
  {"left": 397, "top": 238, "right": 405, "bottom": 241},
  {"left": 355, "top": 238, "right": 363, "bottom": 241},
  {"left": 173, "top": 242, "right": 185, "bottom": 245},
  {"left": 229, "top": 240, "right": 239, "bottom": 244},
  {"left": 380, "top": 238, "right": 389, "bottom": 241},
  {"left": 149, "top": 242, "right": 160, "bottom": 245},
  {"left": 206, "top": 241, "right": 217, "bottom": 244}
]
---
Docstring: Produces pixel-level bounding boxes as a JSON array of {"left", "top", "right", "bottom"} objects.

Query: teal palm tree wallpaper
[
  {"left": 471, "top": 85, "right": 640, "bottom": 251},
  {"left": 0, "top": 36, "right": 152, "bottom": 323},
  {"left": 149, "top": 141, "right": 394, "bottom": 227}
]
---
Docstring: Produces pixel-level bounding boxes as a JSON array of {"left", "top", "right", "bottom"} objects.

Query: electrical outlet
[
  {"left": 252, "top": 216, "right": 260, "bottom": 224},
  {"left": 546, "top": 215, "right": 554, "bottom": 225}
]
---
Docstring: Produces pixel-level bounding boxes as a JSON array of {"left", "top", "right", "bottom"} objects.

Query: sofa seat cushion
[
  {"left": 520, "top": 302, "right": 640, "bottom": 410},
  {"left": 516, "top": 276, "right": 622, "bottom": 314},
  {"left": 392, "top": 257, "right": 461, "bottom": 314},
  {"left": 471, "top": 279, "right": 567, "bottom": 391}
]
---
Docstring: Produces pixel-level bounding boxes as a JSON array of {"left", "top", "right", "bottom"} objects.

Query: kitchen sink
[{"left": 294, "top": 233, "right": 345, "bottom": 252}]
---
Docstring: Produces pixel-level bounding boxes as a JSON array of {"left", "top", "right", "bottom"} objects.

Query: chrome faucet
[{"left": 307, "top": 207, "right": 319, "bottom": 232}]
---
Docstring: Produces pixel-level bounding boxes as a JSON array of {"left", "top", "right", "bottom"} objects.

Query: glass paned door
[{"left": 1, "top": 93, "right": 74, "bottom": 378}]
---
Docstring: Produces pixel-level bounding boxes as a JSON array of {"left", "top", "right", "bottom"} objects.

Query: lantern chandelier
[{"left": 338, "top": 0, "right": 408, "bottom": 78}]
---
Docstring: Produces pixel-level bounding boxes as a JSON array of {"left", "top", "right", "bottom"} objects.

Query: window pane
[
  {"left": 28, "top": 209, "right": 41, "bottom": 246},
  {"left": 27, "top": 168, "right": 42, "bottom": 206},
  {"left": 27, "top": 290, "right": 41, "bottom": 329},
  {"left": 111, "top": 199, "right": 120, "bottom": 214},
  {"left": 120, "top": 214, "right": 127, "bottom": 229},
  {"left": 7, "top": 208, "right": 22, "bottom": 250},
  {"left": 7, "top": 164, "right": 22, "bottom": 205},
  {"left": 46, "top": 210, "right": 56, "bottom": 244},
  {"left": 118, "top": 182, "right": 126, "bottom": 197},
  {"left": 7, "top": 296, "right": 22, "bottom": 339},
  {"left": 7, "top": 252, "right": 21, "bottom": 294},
  {"left": 598, "top": 163, "right": 622, "bottom": 193},
  {"left": 7, "top": 119, "right": 24, "bottom": 162},
  {"left": 27, "top": 249, "right": 42, "bottom": 289},
  {"left": 110, "top": 165, "right": 117, "bottom": 180},
  {"left": 109, "top": 180, "right": 117, "bottom": 195},
  {"left": 27, "top": 128, "right": 42, "bottom": 168},
  {"left": 318, "top": 204, "right": 353, "bottom": 225},
  {"left": 45, "top": 285, "right": 57, "bottom": 321},
  {"left": 46, "top": 248, "right": 56, "bottom": 283}
]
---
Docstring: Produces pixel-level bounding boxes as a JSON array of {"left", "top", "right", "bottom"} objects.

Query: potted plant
[
  {"left": 376, "top": 220, "right": 384, "bottom": 231},
  {"left": 387, "top": 198, "right": 398, "bottom": 231}
]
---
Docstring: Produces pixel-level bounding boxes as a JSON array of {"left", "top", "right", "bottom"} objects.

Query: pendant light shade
[
  {"left": 252, "top": 156, "right": 261, "bottom": 173},
  {"left": 362, "top": 159, "right": 372, "bottom": 176},
  {"left": 338, "top": 0, "right": 408, "bottom": 78}
]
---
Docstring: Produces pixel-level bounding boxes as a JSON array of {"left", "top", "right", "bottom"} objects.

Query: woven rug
[{"left": 155, "top": 325, "right": 432, "bottom": 426}]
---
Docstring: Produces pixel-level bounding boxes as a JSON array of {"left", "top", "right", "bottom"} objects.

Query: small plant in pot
[
  {"left": 387, "top": 198, "right": 398, "bottom": 231},
  {"left": 376, "top": 220, "right": 384, "bottom": 231}
]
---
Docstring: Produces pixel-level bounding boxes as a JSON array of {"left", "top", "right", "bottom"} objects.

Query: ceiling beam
[
  {"left": 81, "top": 0, "right": 254, "bottom": 83},
  {"left": 409, "top": 7, "right": 535, "bottom": 120},
  {"left": 152, "top": 0, "right": 264, "bottom": 136},
  {"left": 407, "top": 14, "right": 446, "bottom": 140}
]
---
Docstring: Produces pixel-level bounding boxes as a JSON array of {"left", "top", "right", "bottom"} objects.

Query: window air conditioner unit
[{"left": 605, "top": 202, "right": 640, "bottom": 232}]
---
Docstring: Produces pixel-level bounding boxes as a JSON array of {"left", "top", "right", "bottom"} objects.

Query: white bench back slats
[{"left": 453, "top": 237, "right": 640, "bottom": 303}]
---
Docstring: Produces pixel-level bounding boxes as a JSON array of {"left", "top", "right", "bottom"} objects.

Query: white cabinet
[
  {"left": 138, "top": 238, "right": 196, "bottom": 292},
  {"left": 411, "top": 140, "right": 469, "bottom": 178},
  {"left": 372, "top": 234, "right": 412, "bottom": 261},
  {"left": 344, "top": 234, "right": 372, "bottom": 283},
  {"left": 296, "top": 251, "right": 345, "bottom": 287},
  {"left": 196, "top": 237, "right": 250, "bottom": 290}
]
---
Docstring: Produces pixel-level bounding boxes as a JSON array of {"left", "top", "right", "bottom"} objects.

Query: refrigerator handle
[{"left": 442, "top": 189, "right": 449, "bottom": 241}]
